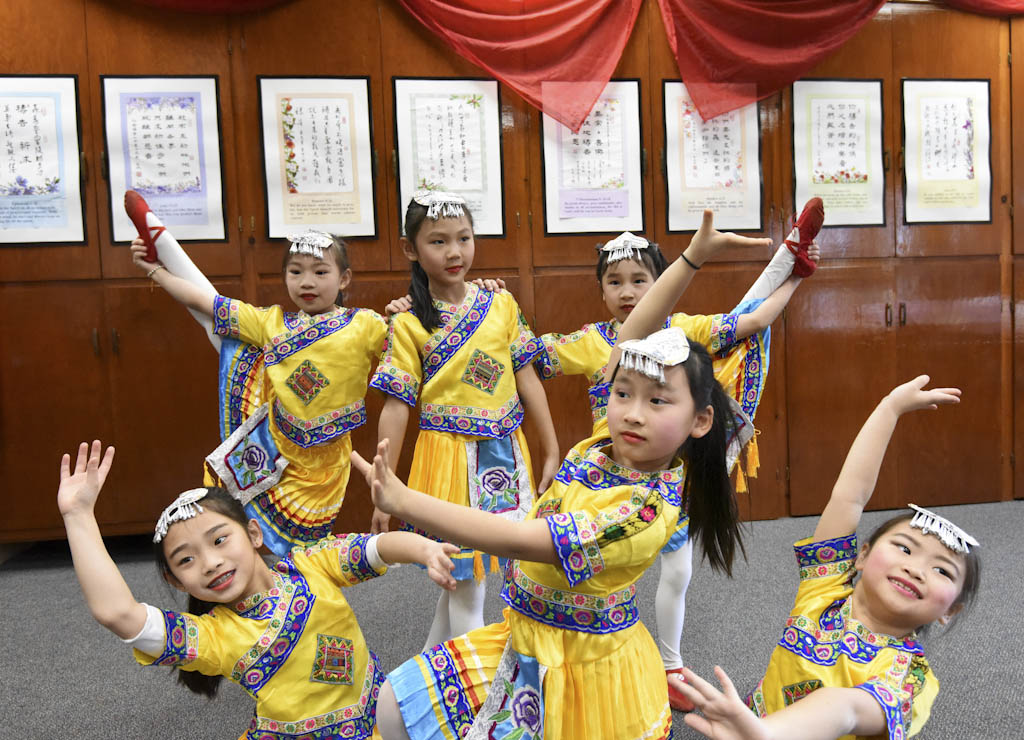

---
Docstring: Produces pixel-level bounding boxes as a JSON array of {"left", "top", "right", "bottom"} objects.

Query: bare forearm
[
  {"left": 391, "top": 485, "right": 557, "bottom": 564},
  {"left": 619, "top": 255, "right": 698, "bottom": 345},
  {"left": 62, "top": 511, "right": 147, "bottom": 638},
  {"left": 375, "top": 531, "right": 430, "bottom": 565},
  {"left": 761, "top": 687, "right": 886, "bottom": 740},
  {"left": 151, "top": 267, "right": 216, "bottom": 317},
  {"left": 735, "top": 275, "right": 802, "bottom": 339},
  {"left": 377, "top": 399, "right": 410, "bottom": 472}
]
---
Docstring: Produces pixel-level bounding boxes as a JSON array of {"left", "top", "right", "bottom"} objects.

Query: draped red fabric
[
  {"left": 938, "top": 0, "right": 1024, "bottom": 14},
  {"left": 126, "top": 0, "right": 293, "bottom": 12},
  {"left": 398, "top": 0, "right": 644, "bottom": 131},
  {"left": 655, "top": 0, "right": 887, "bottom": 120}
]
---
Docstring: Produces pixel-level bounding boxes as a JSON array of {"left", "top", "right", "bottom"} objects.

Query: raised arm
[
  {"left": 606, "top": 210, "right": 772, "bottom": 381},
  {"left": 353, "top": 441, "right": 559, "bottom": 565},
  {"left": 813, "top": 375, "right": 961, "bottom": 542},
  {"left": 130, "top": 238, "right": 217, "bottom": 317},
  {"left": 58, "top": 441, "right": 148, "bottom": 640},
  {"left": 514, "top": 364, "right": 560, "bottom": 493},
  {"left": 679, "top": 666, "right": 886, "bottom": 740}
]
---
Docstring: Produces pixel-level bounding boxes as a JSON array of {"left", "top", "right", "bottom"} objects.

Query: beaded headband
[
  {"left": 601, "top": 231, "right": 650, "bottom": 264},
  {"left": 908, "top": 504, "right": 979, "bottom": 554},
  {"left": 412, "top": 189, "right": 466, "bottom": 220},
  {"left": 618, "top": 327, "right": 690, "bottom": 384},
  {"left": 286, "top": 230, "right": 335, "bottom": 259},
  {"left": 153, "top": 488, "right": 209, "bottom": 544}
]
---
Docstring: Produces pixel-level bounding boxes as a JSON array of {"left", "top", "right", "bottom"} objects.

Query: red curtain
[
  {"left": 939, "top": 0, "right": 1024, "bottom": 14},
  {"left": 656, "top": 0, "right": 886, "bottom": 120},
  {"left": 398, "top": 0, "right": 644, "bottom": 131}
]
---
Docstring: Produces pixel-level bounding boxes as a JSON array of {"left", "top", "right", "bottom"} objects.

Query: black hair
[
  {"left": 610, "top": 339, "right": 744, "bottom": 576},
  {"left": 403, "top": 198, "right": 476, "bottom": 331},
  {"left": 281, "top": 233, "right": 350, "bottom": 306},
  {"left": 595, "top": 240, "right": 670, "bottom": 284},
  {"left": 152, "top": 487, "right": 252, "bottom": 699},
  {"left": 862, "top": 512, "right": 981, "bottom": 634}
]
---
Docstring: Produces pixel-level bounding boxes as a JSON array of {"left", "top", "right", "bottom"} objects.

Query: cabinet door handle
[
  {"left": 91, "top": 328, "right": 101, "bottom": 356},
  {"left": 898, "top": 302, "right": 906, "bottom": 327},
  {"left": 885, "top": 303, "right": 892, "bottom": 327},
  {"left": 883, "top": 150, "right": 890, "bottom": 171},
  {"left": 111, "top": 328, "right": 120, "bottom": 355}
]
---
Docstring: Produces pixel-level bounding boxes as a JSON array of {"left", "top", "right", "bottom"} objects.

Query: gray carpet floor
[{"left": 1, "top": 500, "right": 1021, "bottom": 739}]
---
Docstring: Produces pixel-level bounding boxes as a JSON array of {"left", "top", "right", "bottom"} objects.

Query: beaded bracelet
[{"left": 146, "top": 264, "right": 165, "bottom": 279}]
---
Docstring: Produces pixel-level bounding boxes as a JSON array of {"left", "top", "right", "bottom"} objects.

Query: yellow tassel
[
  {"left": 473, "top": 552, "right": 486, "bottom": 582},
  {"left": 746, "top": 433, "right": 760, "bottom": 479},
  {"left": 734, "top": 466, "right": 748, "bottom": 494}
]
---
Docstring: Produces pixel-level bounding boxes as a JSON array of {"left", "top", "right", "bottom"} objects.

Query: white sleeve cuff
[
  {"left": 365, "top": 534, "right": 392, "bottom": 571},
  {"left": 121, "top": 603, "right": 167, "bottom": 657}
]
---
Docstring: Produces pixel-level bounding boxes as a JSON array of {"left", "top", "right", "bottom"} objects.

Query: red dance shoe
[
  {"left": 124, "top": 190, "right": 164, "bottom": 263},
  {"left": 666, "top": 668, "right": 695, "bottom": 712},
  {"left": 784, "top": 197, "right": 824, "bottom": 278}
]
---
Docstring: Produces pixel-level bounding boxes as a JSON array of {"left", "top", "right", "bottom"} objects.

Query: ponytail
[
  {"left": 409, "top": 261, "right": 443, "bottom": 331},
  {"left": 678, "top": 341, "right": 745, "bottom": 576}
]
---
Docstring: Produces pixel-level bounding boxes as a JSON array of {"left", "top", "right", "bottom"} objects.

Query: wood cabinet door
[
  {"left": 101, "top": 282, "right": 236, "bottom": 531},
  {"left": 0, "top": 0, "right": 102, "bottom": 282},
  {"left": 1015, "top": 256, "right": 1024, "bottom": 497},
  {"left": 0, "top": 284, "right": 115, "bottom": 540},
  {"left": 1013, "top": 18, "right": 1024, "bottom": 256},
  {"left": 893, "top": 257, "right": 1003, "bottom": 507},
  {"left": 785, "top": 260, "right": 898, "bottom": 515},
  {"left": 892, "top": 5, "right": 1010, "bottom": 258}
]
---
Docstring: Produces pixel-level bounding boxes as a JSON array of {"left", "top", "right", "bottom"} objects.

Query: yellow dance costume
[
  {"left": 535, "top": 311, "right": 768, "bottom": 552},
  {"left": 210, "top": 296, "right": 386, "bottom": 554},
  {"left": 389, "top": 435, "right": 683, "bottom": 740},
  {"left": 747, "top": 534, "right": 939, "bottom": 740},
  {"left": 370, "top": 284, "right": 542, "bottom": 581},
  {"left": 135, "top": 534, "right": 388, "bottom": 740}
]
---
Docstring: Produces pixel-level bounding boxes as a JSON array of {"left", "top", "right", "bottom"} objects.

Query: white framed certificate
[
  {"left": 793, "top": 79, "right": 885, "bottom": 227},
  {"left": 393, "top": 77, "right": 504, "bottom": 236},
  {"left": 663, "top": 81, "right": 762, "bottom": 232},
  {"left": 258, "top": 76, "right": 377, "bottom": 239},
  {"left": 902, "top": 78, "right": 991, "bottom": 224},
  {"left": 0, "top": 75, "right": 85, "bottom": 244},
  {"left": 540, "top": 79, "right": 644, "bottom": 234},
  {"left": 102, "top": 75, "right": 226, "bottom": 242}
]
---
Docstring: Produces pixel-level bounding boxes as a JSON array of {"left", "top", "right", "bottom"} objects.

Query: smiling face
[
  {"left": 853, "top": 520, "right": 967, "bottom": 635},
  {"left": 284, "top": 252, "right": 351, "bottom": 315},
  {"left": 403, "top": 214, "right": 476, "bottom": 302},
  {"left": 600, "top": 259, "right": 657, "bottom": 324},
  {"left": 161, "top": 509, "right": 274, "bottom": 605},
  {"left": 606, "top": 364, "right": 713, "bottom": 472}
]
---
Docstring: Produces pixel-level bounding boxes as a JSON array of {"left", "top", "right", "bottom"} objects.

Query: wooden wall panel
[
  {"left": 0, "top": 0, "right": 101, "bottom": 282},
  {"left": 83, "top": 2, "right": 242, "bottom": 280},
  {"left": 892, "top": 6, "right": 1010, "bottom": 259},
  {"left": 1013, "top": 18, "right": 1024, "bottom": 257},
  {"left": 1016, "top": 256, "right": 1023, "bottom": 498}
]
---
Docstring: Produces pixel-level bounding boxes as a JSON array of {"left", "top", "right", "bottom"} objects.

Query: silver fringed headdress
[
  {"left": 287, "top": 230, "right": 335, "bottom": 259},
  {"left": 412, "top": 189, "right": 466, "bottom": 220},
  {"left": 153, "top": 488, "right": 209, "bottom": 543},
  {"left": 618, "top": 327, "right": 691, "bottom": 384},
  {"left": 908, "top": 503, "right": 979, "bottom": 554},
  {"left": 601, "top": 232, "right": 650, "bottom": 263}
]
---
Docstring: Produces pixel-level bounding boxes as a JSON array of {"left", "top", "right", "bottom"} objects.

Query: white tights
[
  {"left": 655, "top": 539, "right": 694, "bottom": 670},
  {"left": 422, "top": 576, "right": 487, "bottom": 652},
  {"left": 738, "top": 244, "right": 796, "bottom": 306},
  {"left": 376, "top": 680, "right": 412, "bottom": 740}
]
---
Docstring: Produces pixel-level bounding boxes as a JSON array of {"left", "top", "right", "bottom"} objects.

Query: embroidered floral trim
[
  {"left": 534, "top": 497, "right": 562, "bottom": 518},
  {"left": 417, "top": 642, "right": 477, "bottom": 739},
  {"left": 285, "top": 359, "right": 330, "bottom": 405},
  {"left": 419, "top": 395, "right": 524, "bottom": 439},
  {"left": 369, "top": 363, "right": 420, "bottom": 407},
  {"left": 221, "top": 341, "right": 264, "bottom": 438},
  {"left": 247, "top": 652, "right": 382, "bottom": 740},
  {"left": 553, "top": 441, "right": 685, "bottom": 508},
  {"left": 233, "top": 570, "right": 285, "bottom": 617},
  {"left": 272, "top": 398, "right": 364, "bottom": 448},
  {"left": 296, "top": 533, "right": 382, "bottom": 584},
  {"left": 855, "top": 679, "right": 910, "bottom": 740},
  {"left": 502, "top": 560, "right": 638, "bottom": 634},
  {"left": 795, "top": 534, "right": 859, "bottom": 576},
  {"left": 230, "top": 561, "right": 312, "bottom": 695},
  {"left": 150, "top": 611, "right": 199, "bottom": 666},
  {"left": 510, "top": 310, "right": 542, "bottom": 372},
  {"left": 461, "top": 348, "right": 505, "bottom": 395},
  {"left": 709, "top": 313, "right": 739, "bottom": 355},
  {"left": 421, "top": 283, "right": 492, "bottom": 386},
  {"left": 247, "top": 491, "right": 335, "bottom": 546},
  {"left": 588, "top": 382, "right": 611, "bottom": 423},
  {"left": 212, "top": 295, "right": 242, "bottom": 339},
  {"left": 546, "top": 511, "right": 603, "bottom": 587},
  {"left": 739, "top": 331, "right": 767, "bottom": 420},
  {"left": 263, "top": 308, "right": 356, "bottom": 367}
]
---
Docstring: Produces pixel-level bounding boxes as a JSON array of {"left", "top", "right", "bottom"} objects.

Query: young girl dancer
[
  {"left": 58, "top": 440, "right": 458, "bottom": 740},
  {"left": 533, "top": 199, "right": 823, "bottom": 709},
  {"left": 369, "top": 191, "right": 560, "bottom": 647},
  {"left": 131, "top": 220, "right": 387, "bottom": 555},
  {"left": 677, "top": 376, "right": 978, "bottom": 740},
  {"left": 353, "top": 209, "right": 772, "bottom": 740}
]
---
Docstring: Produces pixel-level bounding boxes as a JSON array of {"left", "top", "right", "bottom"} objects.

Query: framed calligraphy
[
  {"left": 259, "top": 76, "right": 377, "bottom": 239},
  {"left": 793, "top": 79, "right": 885, "bottom": 227},
  {"left": 393, "top": 77, "right": 505, "bottom": 237},
  {"left": 540, "top": 79, "right": 644, "bottom": 235},
  {"left": 101, "top": 75, "right": 226, "bottom": 242},
  {"left": 663, "top": 81, "right": 762, "bottom": 232},
  {"left": 902, "top": 78, "right": 991, "bottom": 224},
  {"left": 0, "top": 75, "right": 85, "bottom": 244}
]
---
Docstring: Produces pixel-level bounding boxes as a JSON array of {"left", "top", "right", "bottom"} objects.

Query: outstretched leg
[
  {"left": 423, "top": 589, "right": 452, "bottom": 652},
  {"left": 448, "top": 577, "right": 486, "bottom": 638},
  {"left": 738, "top": 197, "right": 823, "bottom": 305},
  {"left": 657, "top": 539, "right": 695, "bottom": 712}
]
